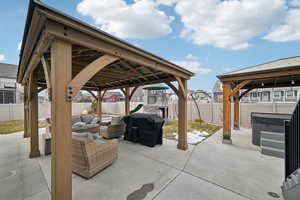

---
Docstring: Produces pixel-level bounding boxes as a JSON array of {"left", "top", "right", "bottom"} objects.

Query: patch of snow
[{"left": 174, "top": 130, "right": 209, "bottom": 145}]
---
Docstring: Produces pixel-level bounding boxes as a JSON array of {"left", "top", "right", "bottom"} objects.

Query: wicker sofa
[
  {"left": 72, "top": 132, "right": 118, "bottom": 179},
  {"left": 46, "top": 115, "right": 101, "bottom": 134},
  {"left": 100, "top": 117, "right": 126, "bottom": 139}
]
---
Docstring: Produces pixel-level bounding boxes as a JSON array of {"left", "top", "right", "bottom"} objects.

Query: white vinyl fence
[{"left": 0, "top": 101, "right": 297, "bottom": 128}]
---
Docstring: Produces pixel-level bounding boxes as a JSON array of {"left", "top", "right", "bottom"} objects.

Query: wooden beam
[
  {"left": 129, "top": 86, "right": 138, "bottom": 101},
  {"left": 177, "top": 78, "right": 188, "bottom": 150},
  {"left": 28, "top": 72, "right": 41, "bottom": 158},
  {"left": 23, "top": 85, "right": 30, "bottom": 138},
  {"left": 97, "top": 90, "right": 102, "bottom": 120},
  {"left": 21, "top": 29, "right": 54, "bottom": 85},
  {"left": 120, "top": 61, "right": 148, "bottom": 81},
  {"left": 46, "top": 20, "right": 192, "bottom": 79},
  {"left": 67, "top": 55, "right": 118, "bottom": 100},
  {"left": 125, "top": 87, "right": 130, "bottom": 116},
  {"left": 165, "top": 81, "right": 179, "bottom": 97},
  {"left": 120, "top": 88, "right": 126, "bottom": 96},
  {"left": 229, "top": 80, "right": 252, "bottom": 97},
  {"left": 41, "top": 56, "right": 52, "bottom": 99},
  {"left": 220, "top": 69, "right": 300, "bottom": 82},
  {"left": 176, "top": 76, "right": 187, "bottom": 100},
  {"left": 222, "top": 82, "right": 232, "bottom": 143},
  {"left": 51, "top": 40, "right": 72, "bottom": 200},
  {"left": 233, "top": 92, "right": 240, "bottom": 130}
]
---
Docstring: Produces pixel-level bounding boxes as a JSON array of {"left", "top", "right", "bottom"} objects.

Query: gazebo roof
[
  {"left": 17, "top": 0, "right": 193, "bottom": 91},
  {"left": 217, "top": 56, "right": 300, "bottom": 89}
]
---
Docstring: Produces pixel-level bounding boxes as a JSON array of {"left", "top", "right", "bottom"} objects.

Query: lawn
[
  {"left": 0, "top": 120, "right": 46, "bottom": 135},
  {"left": 163, "top": 119, "right": 222, "bottom": 140}
]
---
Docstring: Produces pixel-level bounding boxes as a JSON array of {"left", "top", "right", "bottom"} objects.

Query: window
[
  {"left": 273, "top": 91, "right": 284, "bottom": 102},
  {"left": 0, "top": 90, "right": 16, "bottom": 104},
  {"left": 251, "top": 92, "right": 258, "bottom": 101},
  {"left": 286, "top": 90, "right": 297, "bottom": 101},
  {"left": 261, "top": 91, "right": 270, "bottom": 102}
]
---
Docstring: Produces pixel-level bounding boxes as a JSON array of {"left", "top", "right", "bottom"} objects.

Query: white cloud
[
  {"left": 174, "top": 60, "right": 212, "bottom": 74},
  {"left": 185, "top": 53, "right": 198, "bottom": 60},
  {"left": 174, "top": 0, "right": 286, "bottom": 50},
  {"left": 263, "top": 9, "right": 300, "bottom": 42},
  {"left": 77, "top": 0, "right": 174, "bottom": 39},
  {"left": 291, "top": 0, "right": 300, "bottom": 7},
  {"left": 0, "top": 54, "right": 6, "bottom": 62},
  {"left": 156, "top": 0, "right": 177, "bottom": 6},
  {"left": 18, "top": 41, "right": 22, "bottom": 51}
]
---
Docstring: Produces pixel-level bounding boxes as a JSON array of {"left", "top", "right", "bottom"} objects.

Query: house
[
  {"left": 0, "top": 63, "right": 23, "bottom": 104},
  {"left": 103, "top": 91, "right": 124, "bottom": 102},
  {"left": 212, "top": 79, "right": 300, "bottom": 103}
]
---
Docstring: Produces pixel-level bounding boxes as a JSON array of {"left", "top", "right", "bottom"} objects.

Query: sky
[{"left": 1, "top": 0, "right": 300, "bottom": 91}]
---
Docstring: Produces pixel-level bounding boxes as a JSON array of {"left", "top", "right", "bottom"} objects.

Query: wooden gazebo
[
  {"left": 217, "top": 56, "right": 300, "bottom": 143},
  {"left": 17, "top": 1, "right": 193, "bottom": 199}
]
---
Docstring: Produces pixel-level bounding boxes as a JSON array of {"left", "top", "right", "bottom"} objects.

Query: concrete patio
[{"left": 0, "top": 128, "right": 284, "bottom": 200}]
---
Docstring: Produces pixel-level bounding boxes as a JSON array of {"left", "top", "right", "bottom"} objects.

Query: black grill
[{"left": 123, "top": 113, "right": 164, "bottom": 147}]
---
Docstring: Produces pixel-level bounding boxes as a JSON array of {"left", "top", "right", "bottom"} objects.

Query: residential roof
[
  {"left": 0, "top": 63, "right": 18, "bottom": 79},
  {"left": 17, "top": 0, "right": 193, "bottom": 90},
  {"left": 218, "top": 56, "right": 300, "bottom": 79}
]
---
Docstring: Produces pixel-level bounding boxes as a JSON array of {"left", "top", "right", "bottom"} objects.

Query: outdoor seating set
[
  {"left": 42, "top": 113, "right": 164, "bottom": 178},
  {"left": 43, "top": 114, "right": 125, "bottom": 178}
]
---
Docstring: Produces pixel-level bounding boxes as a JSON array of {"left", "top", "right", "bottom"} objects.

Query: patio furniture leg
[{"left": 51, "top": 40, "right": 72, "bottom": 200}]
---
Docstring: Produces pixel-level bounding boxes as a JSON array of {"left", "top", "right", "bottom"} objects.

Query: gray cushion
[
  {"left": 72, "top": 116, "right": 82, "bottom": 124},
  {"left": 111, "top": 117, "right": 122, "bottom": 125},
  {"left": 81, "top": 115, "right": 94, "bottom": 124},
  {"left": 73, "top": 122, "right": 86, "bottom": 128},
  {"left": 91, "top": 117, "right": 100, "bottom": 124}
]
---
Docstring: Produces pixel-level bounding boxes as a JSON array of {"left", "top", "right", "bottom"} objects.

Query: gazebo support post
[
  {"left": 50, "top": 40, "right": 72, "bottom": 200},
  {"left": 177, "top": 78, "right": 188, "bottom": 150},
  {"left": 97, "top": 90, "right": 102, "bottom": 120},
  {"left": 125, "top": 87, "right": 130, "bottom": 115},
  {"left": 23, "top": 85, "right": 30, "bottom": 138},
  {"left": 29, "top": 72, "right": 40, "bottom": 158},
  {"left": 233, "top": 92, "right": 240, "bottom": 130},
  {"left": 222, "top": 81, "right": 232, "bottom": 144}
]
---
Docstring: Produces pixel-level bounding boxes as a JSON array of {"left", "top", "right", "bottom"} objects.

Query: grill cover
[{"left": 123, "top": 113, "right": 164, "bottom": 147}]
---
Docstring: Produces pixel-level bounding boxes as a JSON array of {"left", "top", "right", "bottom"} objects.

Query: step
[
  {"left": 261, "top": 131, "right": 285, "bottom": 141},
  {"left": 261, "top": 146, "right": 284, "bottom": 159},
  {"left": 261, "top": 138, "right": 284, "bottom": 150}
]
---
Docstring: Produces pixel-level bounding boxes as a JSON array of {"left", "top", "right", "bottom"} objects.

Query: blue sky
[{"left": 1, "top": 0, "right": 300, "bottom": 91}]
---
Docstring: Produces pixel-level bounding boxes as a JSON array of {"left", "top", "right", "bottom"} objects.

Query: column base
[
  {"left": 177, "top": 143, "right": 188, "bottom": 151},
  {"left": 222, "top": 138, "right": 232, "bottom": 145},
  {"left": 29, "top": 151, "right": 41, "bottom": 158}
]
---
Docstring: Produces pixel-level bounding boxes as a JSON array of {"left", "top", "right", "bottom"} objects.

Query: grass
[
  {"left": 163, "top": 119, "right": 222, "bottom": 140},
  {"left": 0, "top": 120, "right": 46, "bottom": 135}
]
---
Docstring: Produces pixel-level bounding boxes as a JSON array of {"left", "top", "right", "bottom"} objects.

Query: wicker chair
[{"left": 72, "top": 133, "right": 118, "bottom": 179}]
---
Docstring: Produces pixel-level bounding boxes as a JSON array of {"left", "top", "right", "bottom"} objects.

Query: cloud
[
  {"left": 174, "top": 0, "right": 287, "bottom": 50},
  {"left": 174, "top": 60, "right": 212, "bottom": 74},
  {"left": 0, "top": 54, "right": 6, "bottom": 62},
  {"left": 290, "top": 0, "right": 300, "bottom": 7},
  {"left": 156, "top": 0, "right": 177, "bottom": 6},
  {"left": 18, "top": 41, "right": 22, "bottom": 51},
  {"left": 77, "top": 0, "right": 174, "bottom": 39},
  {"left": 263, "top": 9, "right": 300, "bottom": 42},
  {"left": 185, "top": 53, "right": 198, "bottom": 60}
]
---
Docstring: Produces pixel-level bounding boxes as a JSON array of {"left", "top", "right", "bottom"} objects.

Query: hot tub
[{"left": 251, "top": 112, "right": 291, "bottom": 146}]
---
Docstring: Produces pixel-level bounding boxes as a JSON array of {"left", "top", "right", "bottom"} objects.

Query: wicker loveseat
[
  {"left": 72, "top": 132, "right": 118, "bottom": 179},
  {"left": 100, "top": 116, "right": 126, "bottom": 139}
]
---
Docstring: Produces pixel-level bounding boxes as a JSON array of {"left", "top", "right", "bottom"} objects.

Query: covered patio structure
[
  {"left": 217, "top": 56, "right": 300, "bottom": 143},
  {"left": 17, "top": 1, "right": 193, "bottom": 199}
]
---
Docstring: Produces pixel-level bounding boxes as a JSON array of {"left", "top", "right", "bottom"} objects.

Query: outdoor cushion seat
[
  {"left": 100, "top": 117, "right": 126, "bottom": 139},
  {"left": 72, "top": 133, "right": 118, "bottom": 179}
]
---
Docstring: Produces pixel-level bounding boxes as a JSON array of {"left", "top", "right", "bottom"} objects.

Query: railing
[{"left": 285, "top": 100, "right": 300, "bottom": 178}]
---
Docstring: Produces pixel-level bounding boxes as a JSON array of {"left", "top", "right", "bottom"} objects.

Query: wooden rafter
[
  {"left": 229, "top": 80, "right": 252, "bottom": 97},
  {"left": 120, "top": 61, "right": 148, "bottom": 81},
  {"left": 41, "top": 56, "right": 52, "bottom": 99},
  {"left": 86, "top": 89, "right": 97, "bottom": 99},
  {"left": 67, "top": 55, "right": 119, "bottom": 100}
]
